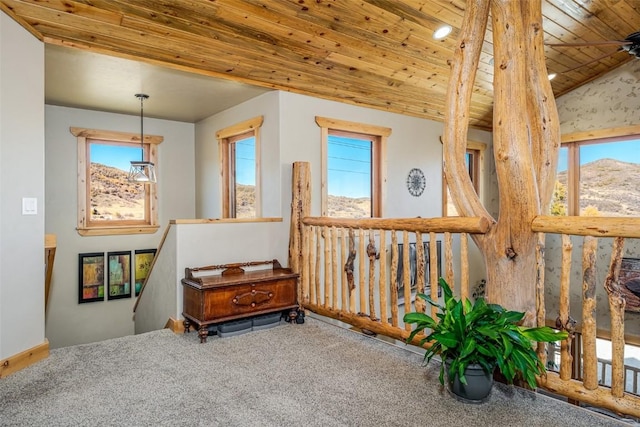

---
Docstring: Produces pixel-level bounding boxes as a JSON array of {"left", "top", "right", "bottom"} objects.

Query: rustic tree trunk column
[{"left": 443, "top": 0, "right": 559, "bottom": 322}]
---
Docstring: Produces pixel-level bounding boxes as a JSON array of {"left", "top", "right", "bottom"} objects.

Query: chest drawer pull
[{"left": 232, "top": 289, "right": 274, "bottom": 307}]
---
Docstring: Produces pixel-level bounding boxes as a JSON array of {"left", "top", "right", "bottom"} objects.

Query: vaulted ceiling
[{"left": 1, "top": 0, "right": 639, "bottom": 130}]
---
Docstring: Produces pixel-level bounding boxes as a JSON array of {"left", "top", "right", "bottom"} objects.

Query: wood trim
[
  {"left": 77, "top": 225, "right": 160, "bottom": 236},
  {"left": 215, "top": 116, "right": 264, "bottom": 139},
  {"left": 74, "top": 128, "right": 159, "bottom": 235},
  {"left": 377, "top": 134, "right": 387, "bottom": 217},
  {"left": 70, "top": 127, "right": 163, "bottom": 144},
  {"left": 44, "top": 234, "right": 57, "bottom": 314},
  {"left": 0, "top": 340, "right": 49, "bottom": 379},
  {"left": 315, "top": 116, "right": 392, "bottom": 137},
  {"left": 561, "top": 125, "right": 640, "bottom": 144},
  {"left": 0, "top": 3, "right": 44, "bottom": 41},
  {"left": 170, "top": 217, "right": 283, "bottom": 224},
  {"left": 320, "top": 125, "right": 329, "bottom": 217},
  {"left": 164, "top": 317, "right": 186, "bottom": 334},
  {"left": 254, "top": 126, "right": 262, "bottom": 217}
]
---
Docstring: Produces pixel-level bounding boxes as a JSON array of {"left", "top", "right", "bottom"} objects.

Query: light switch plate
[{"left": 22, "top": 197, "right": 37, "bottom": 215}]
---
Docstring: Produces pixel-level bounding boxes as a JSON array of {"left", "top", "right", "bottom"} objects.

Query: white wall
[
  {"left": 195, "top": 91, "right": 281, "bottom": 218},
  {"left": 195, "top": 91, "right": 494, "bottom": 291},
  {"left": 45, "top": 105, "right": 196, "bottom": 348},
  {"left": 0, "top": 13, "right": 45, "bottom": 360}
]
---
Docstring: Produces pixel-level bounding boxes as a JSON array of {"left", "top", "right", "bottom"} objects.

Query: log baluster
[
  {"left": 558, "top": 234, "right": 574, "bottom": 381},
  {"left": 460, "top": 233, "right": 469, "bottom": 302},
  {"left": 582, "top": 236, "right": 598, "bottom": 390},
  {"left": 359, "top": 228, "right": 366, "bottom": 315},
  {"left": 605, "top": 237, "right": 626, "bottom": 398},
  {"left": 379, "top": 230, "right": 388, "bottom": 324},
  {"left": 403, "top": 231, "right": 411, "bottom": 331},
  {"left": 324, "top": 226, "right": 331, "bottom": 308},
  {"left": 390, "top": 231, "right": 399, "bottom": 327},
  {"left": 367, "top": 229, "right": 378, "bottom": 320},
  {"left": 415, "top": 231, "right": 426, "bottom": 313},
  {"left": 345, "top": 228, "right": 357, "bottom": 314},
  {"left": 444, "top": 232, "right": 454, "bottom": 290},
  {"left": 429, "top": 232, "right": 438, "bottom": 319},
  {"left": 341, "top": 228, "right": 347, "bottom": 312},
  {"left": 315, "top": 226, "right": 322, "bottom": 307}
]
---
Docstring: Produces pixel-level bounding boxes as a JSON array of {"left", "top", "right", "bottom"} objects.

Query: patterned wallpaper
[{"left": 556, "top": 59, "right": 640, "bottom": 133}]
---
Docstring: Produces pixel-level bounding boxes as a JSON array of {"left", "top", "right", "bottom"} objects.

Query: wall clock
[{"left": 406, "top": 168, "right": 426, "bottom": 197}]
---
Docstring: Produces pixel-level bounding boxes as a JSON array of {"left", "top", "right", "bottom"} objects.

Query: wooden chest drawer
[
  {"left": 183, "top": 277, "right": 297, "bottom": 324},
  {"left": 181, "top": 260, "right": 299, "bottom": 342}
]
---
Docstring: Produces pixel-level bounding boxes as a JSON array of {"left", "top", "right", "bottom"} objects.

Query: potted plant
[{"left": 404, "top": 278, "right": 568, "bottom": 403}]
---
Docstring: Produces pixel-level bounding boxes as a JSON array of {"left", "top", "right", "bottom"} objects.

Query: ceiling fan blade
[{"left": 547, "top": 40, "right": 632, "bottom": 47}]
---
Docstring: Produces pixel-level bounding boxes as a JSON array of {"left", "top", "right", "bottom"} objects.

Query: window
[
  {"left": 316, "top": 117, "right": 390, "bottom": 218},
  {"left": 217, "top": 116, "right": 263, "bottom": 218},
  {"left": 442, "top": 141, "right": 485, "bottom": 216},
  {"left": 72, "top": 127, "right": 162, "bottom": 236},
  {"left": 554, "top": 126, "right": 640, "bottom": 217}
]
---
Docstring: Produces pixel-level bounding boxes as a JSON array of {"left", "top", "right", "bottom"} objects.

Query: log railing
[
  {"left": 288, "top": 162, "right": 490, "bottom": 344},
  {"left": 533, "top": 215, "right": 640, "bottom": 418}
]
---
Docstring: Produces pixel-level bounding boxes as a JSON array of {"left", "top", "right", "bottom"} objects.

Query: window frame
[
  {"left": 316, "top": 116, "right": 390, "bottom": 218},
  {"left": 442, "top": 140, "right": 485, "bottom": 216},
  {"left": 561, "top": 125, "right": 640, "bottom": 216},
  {"left": 72, "top": 127, "right": 162, "bottom": 236},
  {"left": 217, "top": 116, "right": 263, "bottom": 219}
]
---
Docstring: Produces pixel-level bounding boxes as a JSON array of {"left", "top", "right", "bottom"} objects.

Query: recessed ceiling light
[
  {"left": 433, "top": 25, "right": 452, "bottom": 40},
  {"left": 548, "top": 73, "right": 557, "bottom": 80}
]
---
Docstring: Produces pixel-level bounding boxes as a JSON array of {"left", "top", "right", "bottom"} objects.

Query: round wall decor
[{"left": 406, "top": 168, "right": 426, "bottom": 197}]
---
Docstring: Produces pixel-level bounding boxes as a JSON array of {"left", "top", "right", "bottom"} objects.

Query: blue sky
[
  {"left": 557, "top": 139, "right": 640, "bottom": 172},
  {"left": 328, "top": 135, "right": 371, "bottom": 198},
  {"left": 91, "top": 143, "right": 143, "bottom": 171}
]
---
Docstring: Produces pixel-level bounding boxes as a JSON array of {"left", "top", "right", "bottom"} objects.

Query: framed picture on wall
[
  {"left": 107, "top": 251, "right": 132, "bottom": 300},
  {"left": 134, "top": 249, "right": 156, "bottom": 297},
  {"left": 396, "top": 240, "right": 442, "bottom": 302},
  {"left": 79, "top": 252, "right": 105, "bottom": 304}
]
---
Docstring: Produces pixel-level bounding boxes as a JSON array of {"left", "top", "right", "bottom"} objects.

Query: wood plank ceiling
[{"left": 1, "top": 0, "right": 639, "bottom": 130}]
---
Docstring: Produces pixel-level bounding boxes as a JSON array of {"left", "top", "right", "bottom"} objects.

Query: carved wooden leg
[
  {"left": 198, "top": 326, "right": 208, "bottom": 343},
  {"left": 183, "top": 319, "right": 191, "bottom": 333}
]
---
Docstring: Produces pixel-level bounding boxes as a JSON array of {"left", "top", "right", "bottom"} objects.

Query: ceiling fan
[{"left": 546, "top": 31, "right": 640, "bottom": 74}]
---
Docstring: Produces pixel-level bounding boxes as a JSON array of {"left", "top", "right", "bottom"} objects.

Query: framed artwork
[
  {"left": 134, "top": 249, "right": 156, "bottom": 296},
  {"left": 396, "top": 240, "right": 442, "bottom": 301},
  {"left": 79, "top": 252, "right": 105, "bottom": 303},
  {"left": 107, "top": 251, "right": 132, "bottom": 300},
  {"left": 620, "top": 258, "right": 640, "bottom": 313}
]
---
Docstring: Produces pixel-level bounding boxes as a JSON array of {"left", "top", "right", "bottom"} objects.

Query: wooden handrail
[
  {"left": 44, "top": 234, "right": 56, "bottom": 314},
  {"left": 532, "top": 216, "right": 640, "bottom": 238},
  {"left": 302, "top": 216, "right": 491, "bottom": 234}
]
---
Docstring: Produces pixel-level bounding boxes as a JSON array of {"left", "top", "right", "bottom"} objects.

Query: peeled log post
[
  {"left": 341, "top": 228, "right": 347, "bottom": 312},
  {"left": 582, "top": 236, "right": 598, "bottom": 390},
  {"left": 288, "top": 162, "right": 311, "bottom": 306},
  {"left": 332, "top": 227, "right": 339, "bottom": 309},
  {"left": 379, "top": 230, "right": 388, "bottom": 324},
  {"left": 367, "top": 230, "right": 378, "bottom": 320},
  {"left": 359, "top": 228, "right": 366, "bottom": 315},
  {"left": 460, "top": 233, "right": 469, "bottom": 301},
  {"left": 315, "top": 227, "right": 321, "bottom": 307},
  {"left": 415, "top": 231, "right": 426, "bottom": 313},
  {"left": 309, "top": 226, "right": 316, "bottom": 305},
  {"left": 559, "top": 234, "right": 574, "bottom": 381},
  {"left": 535, "top": 233, "right": 546, "bottom": 364},
  {"left": 429, "top": 232, "right": 438, "bottom": 319},
  {"left": 403, "top": 231, "right": 411, "bottom": 331},
  {"left": 444, "top": 233, "right": 454, "bottom": 291},
  {"left": 390, "top": 232, "right": 399, "bottom": 327},
  {"left": 345, "top": 228, "right": 357, "bottom": 313},
  {"left": 604, "top": 237, "right": 626, "bottom": 398},
  {"left": 324, "top": 226, "right": 331, "bottom": 308}
]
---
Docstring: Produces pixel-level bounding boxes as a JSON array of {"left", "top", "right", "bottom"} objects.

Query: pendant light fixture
[{"left": 128, "top": 93, "right": 157, "bottom": 183}]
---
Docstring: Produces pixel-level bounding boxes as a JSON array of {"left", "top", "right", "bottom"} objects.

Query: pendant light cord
[{"left": 135, "top": 93, "right": 149, "bottom": 162}]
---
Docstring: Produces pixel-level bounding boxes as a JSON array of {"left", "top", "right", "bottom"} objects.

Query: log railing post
[
  {"left": 582, "top": 236, "right": 598, "bottom": 390},
  {"left": 604, "top": 237, "right": 626, "bottom": 398},
  {"left": 289, "top": 162, "right": 311, "bottom": 307}
]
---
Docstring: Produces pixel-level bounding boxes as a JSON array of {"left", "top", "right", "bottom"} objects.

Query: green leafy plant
[{"left": 404, "top": 278, "right": 568, "bottom": 389}]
